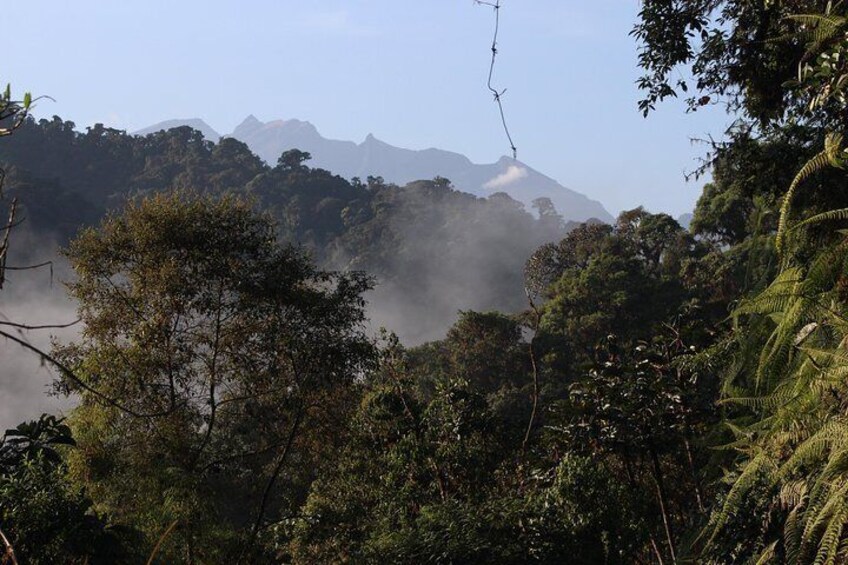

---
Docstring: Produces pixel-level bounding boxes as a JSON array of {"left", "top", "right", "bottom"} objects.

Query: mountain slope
[
  {"left": 135, "top": 118, "right": 221, "bottom": 142},
  {"left": 135, "top": 116, "right": 613, "bottom": 222}
]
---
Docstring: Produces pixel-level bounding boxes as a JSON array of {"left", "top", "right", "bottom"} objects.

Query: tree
[
  {"left": 290, "top": 337, "right": 643, "bottom": 564},
  {"left": 0, "top": 81, "right": 33, "bottom": 290},
  {"left": 667, "top": 5, "right": 848, "bottom": 561},
  {"left": 528, "top": 209, "right": 695, "bottom": 372},
  {"left": 0, "top": 416, "right": 137, "bottom": 564},
  {"left": 633, "top": 0, "right": 815, "bottom": 123},
  {"left": 276, "top": 148, "right": 312, "bottom": 172},
  {"left": 54, "top": 192, "right": 375, "bottom": 562},
  {"left": 561, "top": 334, "right": 714, "bottom": 562}
]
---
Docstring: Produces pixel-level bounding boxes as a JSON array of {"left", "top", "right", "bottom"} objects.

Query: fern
[
  {"left": 754, "top": 540, "right": 779, "bottom": 564},
  {"left": 776, "top": 132, "right": 845, "bottom": 255},
  {"left": 786, "top": 12, "right": 846, "bottom": 67},
  {"left": 703, "top": 5, "right": 848, "bottom": 560},
  {"left": 792, "top": 207, "right": 848, "bottom": 232},
  {"left": 707, "top": 451, "right": 776, "bottom": 546}
]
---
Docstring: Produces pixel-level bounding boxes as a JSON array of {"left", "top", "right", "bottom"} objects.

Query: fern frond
[
  {"left": 777, "top": 422, "right": 848, "bottom": 480},
  {"left": 786, "top": 13, "right": 846, "bottom": 62},
  {"left": 813, "top": 505, "right": 845, "bottom": 565},
  {"left": 804, "top": 481, "right": 848, "bottom": 563},
  {"left": 754, "top": 540, "right": 779, "bottom": 565},
  {"left": 707, "top": 452, "right": 775, "bottom": 545},
  {"left": 777, "top": 133, "right": 845, "bottom": 255},
  {"left": 792, "top": 208, "right": 848, "bottom": 232},
  {"left": 787, "top": 506, "right": 805, "bottom": 563}
]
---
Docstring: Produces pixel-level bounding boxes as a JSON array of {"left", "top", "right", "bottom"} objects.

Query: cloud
[{"left": 484, "top": 165, "right": 528, "bottom": 190}]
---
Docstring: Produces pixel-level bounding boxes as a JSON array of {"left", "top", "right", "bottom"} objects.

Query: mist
[
  {"left": 353, "top": 187, "right": 565, "bottom": 345},
  {"left": 0, "top": 233, "right": 77, "bottom": 430}
]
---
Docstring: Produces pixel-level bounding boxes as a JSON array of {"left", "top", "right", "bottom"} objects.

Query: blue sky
[{"left": 5, "top": 0, "right": 732, "bottom": 216}]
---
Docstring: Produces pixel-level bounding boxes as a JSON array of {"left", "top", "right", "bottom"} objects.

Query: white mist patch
[
  {"left": 0, "top": 236, "right": 79, "bottom": 430},
  {"left": 484, "top": 165, "right": 528, "bottom": 190}
]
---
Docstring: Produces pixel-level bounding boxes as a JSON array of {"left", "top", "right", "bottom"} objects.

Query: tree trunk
[
  {"left": 243, "top": 407, "right": 305, "bottom": 556},
  {"left": 682, "top": 435, "right": 705, "bottom": 514},
  {"left": 522, "top": 294, "right": 542, "bottom": 454},
  {"left": 648, "top": 443, "right": 676, "bottom": 564}
]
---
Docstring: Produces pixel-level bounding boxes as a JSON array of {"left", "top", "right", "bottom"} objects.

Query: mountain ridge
[{"left": 134, "top": 116, "right": 613, "bottom": 223}]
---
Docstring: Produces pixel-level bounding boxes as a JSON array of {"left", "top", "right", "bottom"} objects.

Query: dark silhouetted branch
[{"left": 0, "top": 327, "right": 178, "bottom": 419}]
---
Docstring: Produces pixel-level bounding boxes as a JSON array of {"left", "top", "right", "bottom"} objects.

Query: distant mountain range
[{"left": 135, "top": 116, "right": 613, "bottom": 223}]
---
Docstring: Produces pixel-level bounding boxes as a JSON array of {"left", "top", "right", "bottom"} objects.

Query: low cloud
[
  {"left": 0, "top": 235, "right": 78, "bottom": 429},
  {"left": 484, "top": 165, "right": 528, "bottom": 190}
]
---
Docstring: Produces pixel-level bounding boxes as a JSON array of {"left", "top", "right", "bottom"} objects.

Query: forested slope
[
  {"left": 0, "top": 120, "right": 572, "bottom": 341},
  {"left": 7, "top": 1, "right": 848, "bottom": 563}
]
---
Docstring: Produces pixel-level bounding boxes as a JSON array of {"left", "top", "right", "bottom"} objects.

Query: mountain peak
[
  {"left": 232, "top": 114, "right": 265, "bottom": 137},
  {"left": 139, "top": 115, "right": 613, "bottom": 222},
  {"left": 133, "top": 118, "right": 220, "bottom": 141},
  {"left": 362, "top": 133, "right": 389, "bottom": 148},
  {"left": 269, "top": 119, "right": 318, "bottom": 134}
]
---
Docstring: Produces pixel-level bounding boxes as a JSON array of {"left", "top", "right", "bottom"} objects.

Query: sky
[{"left": 4, "top": 0, "right": 733, "bottom": 217}]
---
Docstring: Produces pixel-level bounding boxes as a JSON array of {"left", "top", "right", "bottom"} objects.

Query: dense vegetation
[
  {"left": 5, "top": 1, "right": 848, "bottom": 562},
  {"left": 0, "top": 122, "right": 571, "bottom": 344}
]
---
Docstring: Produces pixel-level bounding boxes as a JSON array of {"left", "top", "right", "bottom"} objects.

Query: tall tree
[{"left": 54, "top": 192, "right": 375, "bottom": 562}]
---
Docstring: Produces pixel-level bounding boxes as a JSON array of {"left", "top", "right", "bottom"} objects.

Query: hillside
[
  {"left": 137, "top": 116, "right": 613, "bottom": 223},
  {"left": 0, "top": 117, "right": 572, "bottom": 343}
]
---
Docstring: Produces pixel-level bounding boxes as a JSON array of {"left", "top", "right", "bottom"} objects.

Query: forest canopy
[{"left": 6, "top": 1, "right": 848, "bottom": 563}]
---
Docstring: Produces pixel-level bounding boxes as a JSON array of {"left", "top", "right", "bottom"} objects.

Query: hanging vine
[{"left": 475, "top": 0, "right": 517, "bottom": 159}]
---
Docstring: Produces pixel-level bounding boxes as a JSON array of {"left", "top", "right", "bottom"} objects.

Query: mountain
[
  {"left": 135, "top": 118, "right": 222, "bottom": 142},
  {"left": 135, "top": 116, "right": 613, "bottom": 223}
]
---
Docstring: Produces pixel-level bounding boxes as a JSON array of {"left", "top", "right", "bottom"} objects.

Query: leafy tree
[
  {"left": 54, "top": 192, "right": 374, "bottom": 562},
  {"left": 290, "top": 337, "right": 643, "bottom": 564},
  {"left": 559, "top": 333, "right": 716, "bottom": 562},
  {"left": 633, "top": 0, "right": 815, "bottom": 122},
  {"left": 528, "top": 209, "right": 698, "bottom": 373},
  {"left": 0, "top": 416, "right": 137, "bottom": 564},
  {"left": 0, "top": 80, "right": 33, "bottom": 290}
]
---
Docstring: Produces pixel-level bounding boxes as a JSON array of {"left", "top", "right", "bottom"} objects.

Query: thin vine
[{"left": 475, "top": 0, "right": 518, "bottom": 159}]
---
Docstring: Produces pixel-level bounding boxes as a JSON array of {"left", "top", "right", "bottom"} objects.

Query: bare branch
[
  {"left": 0, "top": 198, "right": 18, "bottom": 290},
  {"left": 0, "top": 318, "right": 81, "bottom": 331},
  {"left": 146, "top": 520, "right": 179, "bottom": 565},
  {"left": 0, "top": 528, "right": 18, "bottom": 565},
  {"left": 0, "top": 327, "right": 178, "bottom": 419}
]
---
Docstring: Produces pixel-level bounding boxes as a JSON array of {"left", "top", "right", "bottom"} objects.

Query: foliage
[
  {"left": 12, "top": 1, "right": 848, "bottom": 561},
  {"left": 526, "top": 208, "right": 708, "bottom": 374},
  {"left": 0, "top": 82, "right": 31, "bottom": 137},
  {"left": 0, "top": 415, "right": 137, "bottom": 564},
  {"left": 289, "top": 332, "right": 645, "bottom": 564},
  {"left": 0, "top": 118, "right": 570, "bottom": 342},
  {"left": 700, "top": 3, "right": 848, "bottom": 562},
  {"left": 633, "top": 0, "right": 814, "bottom": 122},
  {"left": 54, "top": 192, "right": 374, "bottom": 561}
]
